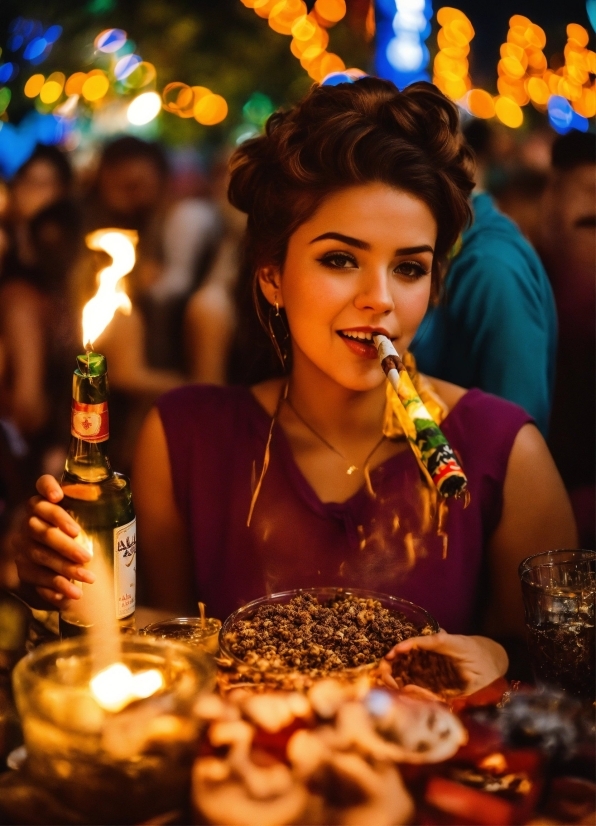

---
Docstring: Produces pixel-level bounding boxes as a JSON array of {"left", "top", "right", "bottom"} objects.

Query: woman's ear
[{"left": 257, "top": 265, "right": 283, "bottom": 308}]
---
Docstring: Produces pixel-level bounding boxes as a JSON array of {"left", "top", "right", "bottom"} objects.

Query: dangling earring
[{"left": 268, "top": 292, "right": 290, "bottom": 367}]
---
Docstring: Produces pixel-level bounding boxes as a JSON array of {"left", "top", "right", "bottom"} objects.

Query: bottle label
[
  {"left": 71, "top": 400, "right": 109, "bottom": 443},
  {"left": 114, "top": 518, "right": 136, "bottom": 619}
]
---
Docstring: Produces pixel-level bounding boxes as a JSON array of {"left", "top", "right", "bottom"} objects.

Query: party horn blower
[{"left": 373, "top": 334, "right": 468, "bottom": 499}]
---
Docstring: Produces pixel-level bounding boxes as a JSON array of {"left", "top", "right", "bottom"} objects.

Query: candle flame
[
  {"left": 82, "top": 229, "right": 137, "bottom": 349},
  {"left": 90, "top": 662, "right": 164, "bottom": 713}
]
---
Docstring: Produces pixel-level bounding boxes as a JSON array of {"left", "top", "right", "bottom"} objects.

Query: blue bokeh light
[
  {"left": 23, "top": 37, "right": 47, "bottom": 61},
  {"left": 44, "top": 25, "right": 63, "bottom": 44},
  {"left": 547, "top": 95, "right": 589, "bottom": 134},
  {"left": 0, "top": 63, "right": 17, "bottom": 83},
  {"left": 374, "top": 0, "right": 433, "bottom": 89},
  {"left": 114, "top": 53, "right": 142, "bottom": 80},
  {"left": 322, "top": 72, "right": 355, "bottom": 86}
]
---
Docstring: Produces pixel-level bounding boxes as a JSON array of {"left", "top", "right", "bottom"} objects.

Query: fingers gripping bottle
[{"left": 59, "top": 352, "right": 136, "bottom": 637}]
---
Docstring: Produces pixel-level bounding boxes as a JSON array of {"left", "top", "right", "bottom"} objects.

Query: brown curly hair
[{"left": 228, "top": 78, "right": 475, "bottom": 380}]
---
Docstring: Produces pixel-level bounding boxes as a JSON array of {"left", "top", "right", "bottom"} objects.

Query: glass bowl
[
  {"left": 141, "top": 616, "right": 222, "bottom": 655},
  {"left": 219, "top": 587, "right": 439, "bottom": 673},
  {"left": 12, "top": 635, "right": 216, "bottom": 824}
]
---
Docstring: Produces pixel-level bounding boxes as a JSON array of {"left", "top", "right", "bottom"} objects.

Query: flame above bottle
[{"left": 82, "top": 228, "right": 138, "bottom": 349}]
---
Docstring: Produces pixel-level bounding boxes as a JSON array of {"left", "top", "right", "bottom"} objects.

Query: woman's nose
[{"left": 354, "top": 268, "right": 394, "bottom": 314}]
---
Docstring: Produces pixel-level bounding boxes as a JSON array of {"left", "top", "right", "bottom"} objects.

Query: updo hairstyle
[{"left": 228, "top": 78, "right": 475, "bottom": 380}]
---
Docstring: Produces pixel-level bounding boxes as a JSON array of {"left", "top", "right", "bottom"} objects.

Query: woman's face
[
  {"left": 13, "top": 160, "right": 65, "bottom": 220},
  {"left": 260, "top": 183, "right": 437, "bottom": 392}
]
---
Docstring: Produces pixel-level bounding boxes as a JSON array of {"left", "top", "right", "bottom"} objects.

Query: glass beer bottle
[{"left": 59, "top": 351, "right": 136, "bottom": 637}]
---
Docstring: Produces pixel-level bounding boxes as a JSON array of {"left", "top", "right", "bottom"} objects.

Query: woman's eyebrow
[
  {"left": 309, "top": 233, "right": 434, "bottom": 257},
  {"left": 309, "top": 232, "right": 370, "bottom": 249},
  {"left": 395, "top": 244, "right": 434, "bottom": 255}
]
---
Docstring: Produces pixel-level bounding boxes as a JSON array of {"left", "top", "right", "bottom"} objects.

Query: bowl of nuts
[{"left": 219, "top": 587, "right": 439, "bottom": 677}]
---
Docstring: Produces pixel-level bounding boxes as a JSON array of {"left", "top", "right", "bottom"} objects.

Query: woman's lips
[{"left": 337, "top": 332, "right": 379, "bottom": 360}]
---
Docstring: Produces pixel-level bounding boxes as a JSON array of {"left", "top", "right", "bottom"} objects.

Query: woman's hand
[
  {"left": 13, "top": 475, "right": 95, "bottom": 608},
  {"left": 381, "top": 630, "right": 509, "bottom": 696}
]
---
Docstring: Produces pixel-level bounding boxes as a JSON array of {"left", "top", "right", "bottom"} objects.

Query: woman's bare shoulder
[
  {"left": 424, "top": 375, "right": 468, "bottom": 412},
  {"left": 250, "top": 377, "right": 286, "bottom": 416}
]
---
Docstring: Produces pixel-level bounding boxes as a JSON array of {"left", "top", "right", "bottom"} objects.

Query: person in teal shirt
[{"left": 411, "top": 192, "right": 556, "bottom": 436}]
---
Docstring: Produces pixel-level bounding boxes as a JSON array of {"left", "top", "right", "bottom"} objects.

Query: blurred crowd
[{"left": 0, "top": 119, "right": 594, "bottom": 590}]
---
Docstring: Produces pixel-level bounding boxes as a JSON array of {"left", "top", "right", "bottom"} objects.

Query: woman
[{"left": 15, "top": 79, "right": 576, "bottom": 693}]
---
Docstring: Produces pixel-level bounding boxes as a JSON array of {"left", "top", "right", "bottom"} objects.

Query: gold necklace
[{"left": 284, "top": 395, "right": 385, "bottom": 476}]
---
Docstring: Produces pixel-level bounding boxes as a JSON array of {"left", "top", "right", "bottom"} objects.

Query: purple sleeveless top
[{"left": 156, "top": 386, "right": 532, "bottom": 633}]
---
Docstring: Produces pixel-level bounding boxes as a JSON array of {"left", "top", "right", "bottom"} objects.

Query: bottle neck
[{"left": 64, "top": 366, "right": 113, "bottom": 483}]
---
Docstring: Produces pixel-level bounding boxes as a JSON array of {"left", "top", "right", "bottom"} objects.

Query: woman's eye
[
  {"left": 395, "top": 261, "right": 430, "bottom": 279},
  {"left": 318, "top": 252, "right": 357, "bottom": 269}
]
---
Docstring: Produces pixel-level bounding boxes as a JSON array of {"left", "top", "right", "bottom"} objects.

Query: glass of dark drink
[{"left": 519, "top": 550, "right": 595, "bottom": 701}]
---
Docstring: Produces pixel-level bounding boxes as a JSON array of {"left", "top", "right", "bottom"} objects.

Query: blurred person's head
[
  {"left": 29, "top": 199, "right": 82, "bottom": 292},
  {"left": 493, "top": 168, "right": 547, "bottom": 246},
  {"left": 539, "top": 130, "right": 596, "bottom": 343},
  {"left": 11, "top": 145, "right": 72, "bottom": 221},
  {"left": 96, "top": 136, "right": 168, "bottom": 227}
]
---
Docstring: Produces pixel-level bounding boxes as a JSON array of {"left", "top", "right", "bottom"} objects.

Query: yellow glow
[
  {"left": 82, "top": 73, "right": 109, "bottom": 102},
  {"left": 240, "top": 0, "right": 258, "bottom": 6},
  {"left": 194, "top": 93, "right": 228, "bottom": 125},
  {"left": 560, "top": 77, "right": 582, "bottom": 101},
  {"left": 82, "top": 230, "right": 137, "bottom": 348},
  {"left": 162, "top": 82, "right": 188, "bottom": 113},
  {"left": 500, "top": 56, "right": 525, "bottom": 79},
  {"left": 495, "top": 95, "right": 523, "bottom": 128},
  {"left": 65, "top": 72, "right": 87, "bottom": 96},
  {"left": 500, "top": 42, "right": 525, "bottom": 62},
  {"left": 586, "top": 51, "right": 596, "bottom": 74},
  {"left": 437, "top": 7, "right": 470, "bottom": 27},
  {"left": 509, "top": 14, "right": 532, "bottom": 28},
  {"left": 24, "top": 74, "right": 45, "bottom": 98},
  {"left": 131, "top": 669, "right": 164, "bottom": 699},
  {"left": 443, "top": 76, "right": 468, "bottom": 100},
  {"left": 527, "top": 77, "right": 549, "bottom": 105},
  {"left": 127, "top": 91, "right": 162, "bottom": 125},
  {"left": 525, "top": 24, "right": 546, "bottom": 50},
  {"left": 292, "top": 14, "right": 317, "bottom": 40},
  {"left": 90, "top": 663, "right": 164, "bottom": 713},
  {"left": 526, "top": 50, "right": 547, "bottom": 74},
  {"left": 497, "top": 77, "right": 529, "bottom": 106},
  {"left": 566, "top": 23, "right": 588, "bottom": 47},
  {"left": 573, "top": 86, "right": 596, "bottom": 118},
  {"left": 253, "top": 0, "right": 278, "bottom": 18},
  {"left": 507, "top": 26, "right": 529, "bottom": 48},
  {"left": 314, "top": 0, "right": 346, "bottom": 24},
  {"left": 320, "top": 51, "right": 346, "bottom": 76},
  {"left": 39, "top": 72, "right": 65, "bottom": 105},
  {"left": 466, "top": 88, "right": 495, "bottom": 118}
]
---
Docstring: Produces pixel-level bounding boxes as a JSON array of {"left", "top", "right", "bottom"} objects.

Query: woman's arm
[
  {"left": 132, "top": 407, "right": 197, "bottom": 614},
  {"left": 14, "top": 408, "right": 197, "bottom": 616},
  {"left": 484, "top": 423, "right": 578, "bottom": 637}
]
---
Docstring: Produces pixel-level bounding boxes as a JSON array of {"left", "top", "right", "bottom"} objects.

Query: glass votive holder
[
  {"left": 12, "top": 635, "right": 216, "bottom": 824},
  {"left": 141, "top": 617, "right": 222, "bottom": 655},
  {"left": 519, "top": 549, "right": 595, "bottom": 701}
]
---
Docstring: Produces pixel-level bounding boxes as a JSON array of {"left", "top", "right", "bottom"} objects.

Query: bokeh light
[
  {"left": 127, "top": 91, "right": 161, "bottom": 125},
  {"left": 0, "top": 88, "right": 11, "bottom": 115},
  {"left": 95, "top": 29, "right": 127, "bottom": 53},
  {"left": 495, "top": 94, "right": 523, "bottom": 127},
  {"left": 65, "top": 72, "right": 87, "bottom": 96},
  {"left": 39, "top": 71, "right": 65, "bottom": 104},
  {"left": 81, "top": 71, "right": 110, "bottom": 102},
  {"left": 194, "top": 93, "right": 228, "bottom": 125},
  {"left": 466, "top": 88, "right": 495, "bottom": 118},
  {"left": 314, "top": 0, "right": 346, "bottom": 24},
  {"left": 114, "top": 53, "right": 142, "bottom": 81},
  {"left": 24, "top": 73, "right": 45, "bottom": 98},
  {"left": 0, "top": 63, "right": 18, "bottom": 84}
]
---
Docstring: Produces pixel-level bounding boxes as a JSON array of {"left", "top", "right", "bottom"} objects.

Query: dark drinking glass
[{"left": 519, "top": 549, "right": 595, "bottom": 701}]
